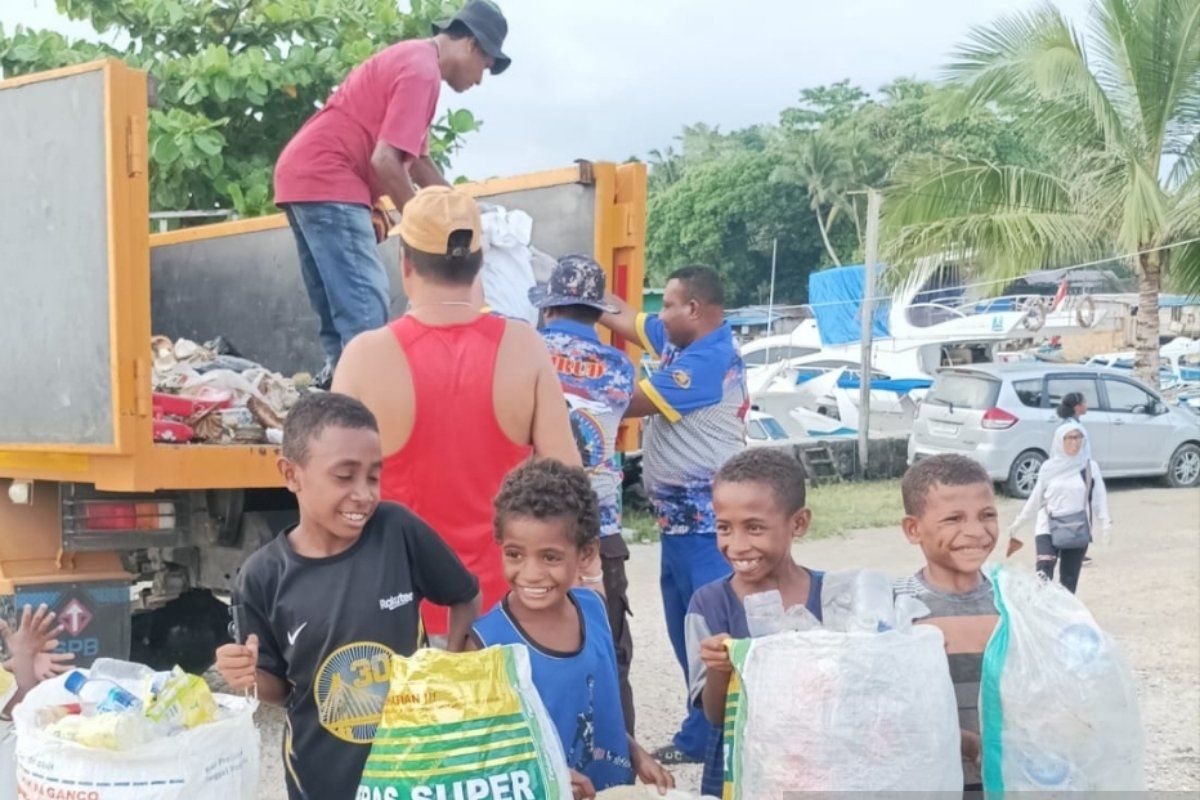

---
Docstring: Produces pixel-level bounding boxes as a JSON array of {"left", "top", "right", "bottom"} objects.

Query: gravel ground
[{"left": 234, "top": 482, "right": 1199, "bottom": 796}]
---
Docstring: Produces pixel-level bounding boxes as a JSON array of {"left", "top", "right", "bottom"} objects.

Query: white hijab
[
  {"left": 1039, "top": 421, "right": 1091, "bottom": 485},
  {"left": 1010, "top": 421, "right": 1095, "bottom": 533}
]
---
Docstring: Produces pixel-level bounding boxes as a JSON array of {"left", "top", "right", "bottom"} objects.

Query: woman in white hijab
[{"left": 1008, "top": 422, "right": 1112, "bottom": 593}]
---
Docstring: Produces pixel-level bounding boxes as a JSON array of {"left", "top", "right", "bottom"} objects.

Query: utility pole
[
  {"left": 765, "top": 238, "right": 778, "bottom": 361},
  {"left": 858, "top": 189, "right": 881, "bottom": 479}
]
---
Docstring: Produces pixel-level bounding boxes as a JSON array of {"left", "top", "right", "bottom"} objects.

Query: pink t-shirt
[{"left": 274, "top": 40, "right": 440, "bottom": 206}]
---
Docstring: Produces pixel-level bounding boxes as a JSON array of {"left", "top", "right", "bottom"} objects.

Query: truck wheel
[
  {"left": 1165, "top": 443, "right": 1200, "bottom": 488},
  {"left": 1006, "top": 450, "right": 1045, "bottom": 499},
  {"left": 131, "top": 590, "right": 231, "bottom": 674}
]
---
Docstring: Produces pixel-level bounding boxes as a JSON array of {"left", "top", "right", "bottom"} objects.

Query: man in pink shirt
[{"left": 274, "top": 0, "right": 510, "bottom": 385}]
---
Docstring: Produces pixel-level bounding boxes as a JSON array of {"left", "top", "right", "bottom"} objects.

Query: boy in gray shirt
[{"left": 896, "top": 454, "right": 1001, "bottom": 790}]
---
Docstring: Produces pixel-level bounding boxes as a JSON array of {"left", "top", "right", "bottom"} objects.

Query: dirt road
[{"left": 247, "top": 483, "right": 1199, "bottom": 795}]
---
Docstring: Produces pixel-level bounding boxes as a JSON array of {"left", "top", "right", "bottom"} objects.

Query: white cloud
[{"left": 3, "top": 0, "right": 1093, "bottom": 180}]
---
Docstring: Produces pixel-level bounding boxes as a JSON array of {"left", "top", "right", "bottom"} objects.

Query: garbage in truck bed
[
  {"left": 150, "top": 335, "right": 311, "bottom": 444},
  {"left": 479, "top": 203, "right": 557, "bottom": 325}
]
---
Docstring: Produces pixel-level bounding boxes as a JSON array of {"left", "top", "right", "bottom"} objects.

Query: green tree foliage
[
  {"left": 0, "top": 0, "right": 480, "bottom": 218},
  {"left": 883, "top": 0, "right": 1200, "bottom": 381},
  {"left": 645, "top": 78, "right": 1054, "bottom": 305},
  {"left": 647, "top": 149, "right": 834, "bottom": 306}
]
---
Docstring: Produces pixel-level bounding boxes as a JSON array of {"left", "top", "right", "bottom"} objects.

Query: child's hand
[
  {"left": 700, "top": 633, "right": 733, "bottom": 676},
  {"left": 215, "top": 634, "right": 259, "bottom": 691},
  {"left": 0, "top": 604, "right": 66, "bottom": 692},
  {"left": 569, "top": 769, "right": 595, "bottom": 800},
  {"left": 961, "top": 730, "right": 982, "bottom": 764},
  {"left": 33, "top": 646, "right": 76, "bottom": 681},
  {"left": 630, "top": 741, "right": 675, "bottom": 794}
]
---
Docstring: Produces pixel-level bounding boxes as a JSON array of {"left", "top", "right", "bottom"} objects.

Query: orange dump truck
[{"left": 0, "top": 60, "right": 646, "bottom": 670}]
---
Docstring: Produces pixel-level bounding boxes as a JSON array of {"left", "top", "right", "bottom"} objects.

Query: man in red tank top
[{"left": 333, "top": 186, "right": 580, "bottom": 642}]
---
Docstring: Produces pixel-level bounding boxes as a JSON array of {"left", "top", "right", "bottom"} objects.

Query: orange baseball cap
[{"left": 398, "top": 186, "right": 482, "bottom": 256}]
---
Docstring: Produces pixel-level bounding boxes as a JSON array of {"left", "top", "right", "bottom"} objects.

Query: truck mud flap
[{"left": 1, "top": 581, "right": 131, "bottom": 667}]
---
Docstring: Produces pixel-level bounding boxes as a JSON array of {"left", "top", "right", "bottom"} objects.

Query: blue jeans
[
  {"left": 283, "top": 202, "right": 390, "bottom": 368},
  {"left": 660, "top": 531, "right": 730, "bottom": 758}
]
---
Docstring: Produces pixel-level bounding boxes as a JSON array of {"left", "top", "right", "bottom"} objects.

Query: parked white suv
[{"left": 908, "top": 363, "right": 1200, "bottom": 497}]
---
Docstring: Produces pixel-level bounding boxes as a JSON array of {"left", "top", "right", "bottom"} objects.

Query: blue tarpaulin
[
  {"left": 835, "top": 373, "right": 933, "bottom": 395},
  {"left": 792, "top": 369, "right": 932, "bottom": 395},
  {"left": 808, "top": 265, "right": 890, "bottom": 346}
]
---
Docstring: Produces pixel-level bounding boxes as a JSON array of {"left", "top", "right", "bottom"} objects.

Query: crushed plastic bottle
[
  {"left": 782, "top": 602, "right": 822, "bottom": 632},
  {"left": 851, "top": 569, "right": 896, "bottom": 632},
  {"left": 745, "top": 589, "right": 825, "bottom": 636},
  {"left": 744, "top": 590, "right": 786, "bottom": 637},
  {"left": 820, "top": 569, "right": 900, "bottom": 632}
]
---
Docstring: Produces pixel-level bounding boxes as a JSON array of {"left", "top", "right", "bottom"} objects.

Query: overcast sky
[{"left": 3, "top": 0, "right": 1093, "bottom": 179}]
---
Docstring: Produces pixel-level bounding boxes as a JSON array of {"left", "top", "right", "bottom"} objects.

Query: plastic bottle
[
  {"left": 851, "top": 570, "right": 896, "bottom": 632},
  {"left": 744, "top": 590, "right": 786, "bottom": 638},
  {"left": 87, "top": 658, "right": 156, "bottom": 689},
  {"left": 63, "top": 671, "right": 141, "bottom": 713}
]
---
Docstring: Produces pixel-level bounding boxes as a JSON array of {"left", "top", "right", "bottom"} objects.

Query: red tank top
[{"left": 381, "top": 313, "right": 532, "bottom": 635}]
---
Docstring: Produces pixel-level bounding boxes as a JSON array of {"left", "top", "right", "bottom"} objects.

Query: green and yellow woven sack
[{"left": 357, "top": 644, "right": 571, "bottom": 800}]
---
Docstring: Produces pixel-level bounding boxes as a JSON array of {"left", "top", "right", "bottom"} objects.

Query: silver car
[{"left": 908, "top": 363, "right": 1200, "bottom": 497}]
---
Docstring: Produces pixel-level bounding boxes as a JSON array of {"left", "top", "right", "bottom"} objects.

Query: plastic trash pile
[
  {"left": 38, "top": 659, "right": 219, "bottom": 750},
  {"left": 723, "top": 570, "right": 963, "bottom": 797},
  {"left": 151, "top": 335, "right": 308, "bottom": 444}
]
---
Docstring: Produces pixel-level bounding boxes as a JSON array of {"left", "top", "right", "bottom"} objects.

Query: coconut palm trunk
[{"left": 1136, "top": 251, "right": 1163, "bottom": 377}]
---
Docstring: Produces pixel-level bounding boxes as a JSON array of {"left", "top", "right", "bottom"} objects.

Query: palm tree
[
  {"left": 771, "top": 130, "right": 856, "bottom": 265},
  {"left": 647, "top": 146, "right": 683, "bottom": 192},
  {"left": 883, "top": 0, "right": 1200, "bottom": 383}
]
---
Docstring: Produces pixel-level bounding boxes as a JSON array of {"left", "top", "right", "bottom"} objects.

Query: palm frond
[
  {"left": 1161, "top": 172, "right": 1200, "bottom": 254},
  {"left": 1117, "top": 159, "right": 1171, "bottom": 253},
  {"left": 882, "top": 157, "right": 1106, "bottom": 292},
  {"left": 1167, "top": 239, "right": 1200, "bottom": 297},
  {"left": 947, "top": 2, "right": 1130, "bottom": 157},
  {"left": 1166, "top": 129, "right": 1199, "bottom": 190},
  {"left": 1093, "top": 0, "right": 1200, "bottom": 171}
]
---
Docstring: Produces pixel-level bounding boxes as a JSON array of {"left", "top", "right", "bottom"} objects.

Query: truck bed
[{"left": 1, "top": 62, "right": 645, "bottom": 492}]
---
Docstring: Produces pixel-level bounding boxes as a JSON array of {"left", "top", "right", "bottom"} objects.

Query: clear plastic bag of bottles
[{"left": 980, "top": 565, "right": 1144, "bottom": 792}]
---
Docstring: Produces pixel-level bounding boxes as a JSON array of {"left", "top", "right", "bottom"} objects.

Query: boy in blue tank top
[{"left": 470, "top": 459, "right": 673, "bottom": 799}]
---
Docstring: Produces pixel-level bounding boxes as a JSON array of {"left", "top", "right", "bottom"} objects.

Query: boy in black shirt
[{"left": 215, "top": 393, "right": 480, "bottom": 800}]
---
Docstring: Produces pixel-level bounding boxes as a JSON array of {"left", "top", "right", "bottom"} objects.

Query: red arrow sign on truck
[{"left": 60, "top": 598, "right": 93, "bottom": 637}]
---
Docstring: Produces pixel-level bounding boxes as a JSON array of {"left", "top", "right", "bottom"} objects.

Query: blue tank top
[{"left": 473, "top": 589, "right": 634, "bottom": 790}]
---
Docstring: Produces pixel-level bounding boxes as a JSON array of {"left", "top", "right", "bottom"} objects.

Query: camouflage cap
[{"left": 528, "top": 254, "right": 617, "bottom": 313}]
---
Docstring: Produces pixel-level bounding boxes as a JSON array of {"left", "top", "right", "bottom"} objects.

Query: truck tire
[
  {"left": 1165, "top": 442, "right": 1200, "bottom": 488},
  {"left": 130, "top": 590, "right": 231, "bottom": 674},
  {"left": 1005, "top": 449, "right": 1046, "bottom": 499}
]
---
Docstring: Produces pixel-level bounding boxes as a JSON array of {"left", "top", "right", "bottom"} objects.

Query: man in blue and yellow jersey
[{"left": 600, "top": 265, "right": 747, "bottom": 764}]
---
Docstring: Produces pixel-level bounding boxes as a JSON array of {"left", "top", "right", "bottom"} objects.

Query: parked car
[{"left": 908, "top": 363, "right": 1200, "bottom": 498}]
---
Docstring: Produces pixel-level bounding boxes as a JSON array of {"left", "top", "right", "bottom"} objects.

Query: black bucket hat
[{"left": 433, "top": 0, "right": 512, "bottom": 75}]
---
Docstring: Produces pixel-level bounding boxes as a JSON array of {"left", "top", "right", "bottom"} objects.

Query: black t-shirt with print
[{"left": 234, "top": 501, "right": 479, "bottom": 800}]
